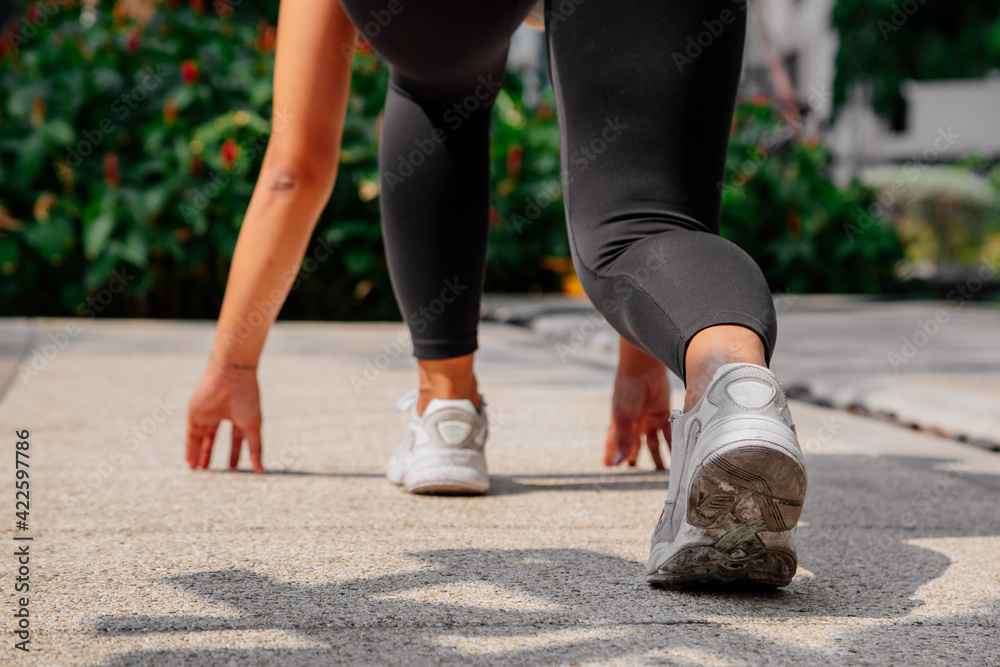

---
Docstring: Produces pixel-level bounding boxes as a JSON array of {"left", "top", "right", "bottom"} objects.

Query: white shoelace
[{"left": 394, "top": 388, "right": 419, "bottom": 413}]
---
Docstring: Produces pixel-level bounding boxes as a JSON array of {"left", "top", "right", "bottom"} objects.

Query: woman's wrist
[
  {"left": 617, "top": 336, "right": 666, "bottom": 376},
  {"left": 208, "top": 355, "right": 257, "bottom": 372},
  {"left": 206, "top": 348, "right": 260, "bottom": 375},
  {"left": 207, "top": 318, "right": 267, "bottom": 373}
]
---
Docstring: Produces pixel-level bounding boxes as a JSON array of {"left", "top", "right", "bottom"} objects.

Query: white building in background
[
  {"left": 510, "top": 0, "right": 1000, "bottom": 184},
  {"left": 747, "top": 0, "right": 1000, "bottom": 183}
]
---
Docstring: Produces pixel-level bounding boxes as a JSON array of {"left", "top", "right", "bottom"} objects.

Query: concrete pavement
[
  {"left": 0, "top": 302, "right": 998, "bottom": 665},
  {"left": 487, "top": 295, "right": 1000, "bottom": 450}
]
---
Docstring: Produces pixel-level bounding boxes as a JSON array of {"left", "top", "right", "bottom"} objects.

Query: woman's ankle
[
  {"left": 683, "top": 325, "right": 766, "bottom": 412},
  {"left": 416, "top": 355, "right": 480, "bottom": 414}
]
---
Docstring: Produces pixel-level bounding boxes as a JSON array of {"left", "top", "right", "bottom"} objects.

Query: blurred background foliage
[
  {"left": 831, "top": 0, "right": 1000, "bottom": 122},
  {"left": 0, "top": 0, "right": 939, "bottom": 320},
  {"left": 858, "top": 161, "right": 1000, "bottom": 267},
  {"left": 721, "top": 100, "right": 907, "bottom": 294}
]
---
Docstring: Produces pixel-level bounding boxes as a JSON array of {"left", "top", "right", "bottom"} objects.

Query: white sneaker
[
  {"left": 647, "top": 363, "right": 807, "bottom": 587},
  {"left": 385, "top": 389, "right": 490, "bottom": 495}
]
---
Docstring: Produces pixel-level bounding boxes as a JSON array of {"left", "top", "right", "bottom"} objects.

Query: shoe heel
[
  {"left": 648, "top": 445, "right": 807, "bottom": 586},
  {"left": 688, "top": 444, "right": 806, "bottom": 533}
]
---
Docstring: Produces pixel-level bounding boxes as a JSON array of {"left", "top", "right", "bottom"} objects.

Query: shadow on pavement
[
  {"left": 93, "top": 453, "right": 1000, "bottom": 665},
  {"left": 216, "top": 469, "right": 671, "bottom": 495},
  {"left": 491, "top": 471, "right": 669, "bottom": 495}
]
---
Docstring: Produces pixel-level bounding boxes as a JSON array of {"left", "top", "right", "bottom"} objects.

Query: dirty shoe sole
[
  {"left": 647, "top": 441, "right": 806, "bottom": 587},
  {"left": 404, "top": 450, "right": 489, "bottom": 496}
]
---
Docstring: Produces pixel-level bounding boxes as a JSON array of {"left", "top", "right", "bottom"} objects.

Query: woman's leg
[
  {"left": 338, "top": 0, "right": 536, "bottom": 413},
  {"left": 546, "top": 1, "right": 806, "bottom": 586},
  {"left": 544, "top": 0, "right": 776, "bottom": 407}
]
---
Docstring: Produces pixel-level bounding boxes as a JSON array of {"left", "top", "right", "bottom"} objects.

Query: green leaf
[
  {"left": 22, "top": 221, "right": 70, "bottom": 264},
  {"left": 0, "top": 239, "right": 20, "bottom": 275},
  {"left": 84, "top": 212, "right": 116, "bottom": 260},
  {"left": 43, "top": 119, "right": 76, "bottom": 146},
  {"left": 170, "top": 86, "right": 196, "bottom": 111},
  {"left": 15, "top": 134, "right": 47, "bottom": 188},
  {"left": 119, "top": 229, "right": 149, "bottom": 268}
]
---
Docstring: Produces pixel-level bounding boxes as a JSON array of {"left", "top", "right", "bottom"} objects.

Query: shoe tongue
[
  {"left": 423, "top": 397, "right": 479, "bottom": 417},
  {"left": 712, "top": 362, "right": 771, "bottom": 380}
]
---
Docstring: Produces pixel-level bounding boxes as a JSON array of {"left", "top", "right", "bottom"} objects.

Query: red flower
[
  {"left": 190, "top": 0, "right": 206, "bottom": 14},
  {"left": 489, "top": 206, "right": 502, "bottom": 227},
  {"left": 262, "top": 25, "right": 276, "bottom": 52},
  {"left": 786, "top": 211, "right": 801, "bottom": 237},
  {"left": 220, "top": 139, "right": 239, "bottom": 169},
  {"left": 180, "top": 60, "right": 198, "bottom": 85},
  {"left": 26, "top": 4, "right": 41, "bottom": 23},
  {"left": 126, "top": 30, "right": 141, "bottom": 54},
  {"left": 216, "top": 0, "right": 234, "bottom": 18},
  {"left": 257, "top": 21, "right": 276, "bottom": 53},
  {"left": 190, "top": 155, "right": 204, "bottom": 177},
  {"left": 751, "top": 93, "right": 769, "bottom": 107},
  {"left": 357, "top": 38, "right": 371, "bottom": 57},
  {"left": 30, "top": 98, "right": 45, "bottom": 127},
  {"left": 104, "top": 153, "right": 120, "bottom": 188},
  {"left": 112, "top": 1, "right": 129, "bottom": 24},
  {"left": 506, "top": 145, "right": 523, "bottom": 180},
  {"left": 163, "top": 100, "right": 178, "bottom": 125}
]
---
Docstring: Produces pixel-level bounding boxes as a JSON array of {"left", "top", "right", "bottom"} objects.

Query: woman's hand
[
  {"left": 181, "top": 2, "right": 358, "bottom": 474},
  {"left": 605, "top": 337, "right": 671, "bottom": 469},
  {"left": 185, "top": 361, "right": 265, "bottom": 473}
]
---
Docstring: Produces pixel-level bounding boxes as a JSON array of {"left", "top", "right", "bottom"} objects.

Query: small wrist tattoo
[
  {"left": 228, "top": 362, "right": 258, "bottom": 371},
  {"left": 209, "top": 354, "right": 257, "bottom": 371}
]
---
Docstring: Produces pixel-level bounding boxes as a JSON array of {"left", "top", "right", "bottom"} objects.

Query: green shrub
[
  {"left": 486, "top": 79, "right": 568, "bottom": 294},
  {"left": 0, "top": 2, "right": 907, "bottom": 321},
  {"left": 0, "top": 0, "right": 395, "bottom": 318},
  {"left": 720, "top": 100, "right": 907, "bottom": 294},
  {"left": 858, "top": 163, "right": 1000, "bottom": 266}
]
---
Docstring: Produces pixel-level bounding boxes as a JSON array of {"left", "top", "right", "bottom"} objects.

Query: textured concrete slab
[
  {"left": 485, "top": 295, "right": 1000, "bottom": 449},
  {"left": 0, "top": 318, "right": 33, "bottom": 402},
  {"left": 0, "top": 318, "right": 998, "bottom": 665}
]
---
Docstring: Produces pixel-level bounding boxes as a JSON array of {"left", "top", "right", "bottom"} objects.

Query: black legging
[{"left": 337, "top": 0, "right": 777, "bottom": 382}]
